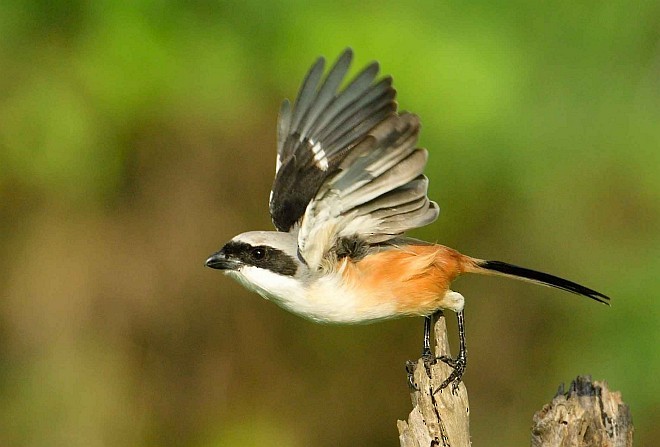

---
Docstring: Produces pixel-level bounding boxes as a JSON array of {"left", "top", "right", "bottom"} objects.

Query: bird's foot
[
  {"left": 422, "top": 347, "right": 435, "bottom": 373},
  {"left": 435, "top": 353, "right": 466, "bottom": 395},
  {"left": 406, "top": 348, "right": 436, "bottom": 391}
]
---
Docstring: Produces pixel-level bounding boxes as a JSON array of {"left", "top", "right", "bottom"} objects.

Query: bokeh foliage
[{"left": 0, "top": 1, "right": 658, "bottom": 446}]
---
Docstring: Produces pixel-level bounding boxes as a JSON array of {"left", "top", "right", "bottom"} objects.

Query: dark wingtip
[{"left": 340, "top": 47, "right": 354, "bottom": 58}]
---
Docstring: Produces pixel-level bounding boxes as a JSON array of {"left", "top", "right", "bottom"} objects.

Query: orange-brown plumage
[{"left": 337, "top": 244, "right": 478, "bottom": 317}]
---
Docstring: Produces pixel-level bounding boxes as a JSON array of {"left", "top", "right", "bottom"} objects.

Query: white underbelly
[
  {"left": 231, "top": 267, "right": 398, "bottom": 324},
  {"left": 296, "top": 276, "right": 398, "bottom": 324}
]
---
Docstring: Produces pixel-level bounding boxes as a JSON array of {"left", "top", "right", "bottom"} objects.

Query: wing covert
[{"left": 297, "top": 113, "right": 439, "bottom": 268}]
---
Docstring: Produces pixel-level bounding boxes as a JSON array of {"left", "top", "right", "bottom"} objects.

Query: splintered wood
[
  {"left": 398, "top": 313, "right": 471, "bottom": 447},
  {"left": 531, "top": 375, "right": 633, "bottom": 447}
]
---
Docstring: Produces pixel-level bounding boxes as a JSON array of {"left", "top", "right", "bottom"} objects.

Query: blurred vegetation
[{"left": 0, "top": 1, "right": 658, "bottom": 446}]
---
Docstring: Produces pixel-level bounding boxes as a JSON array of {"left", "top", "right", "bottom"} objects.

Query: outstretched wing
[
  {"left": 269, "top": 48, "right": 396, "bottom": 232},
  {"left": 298, "top": 113, "right": 439, "bottom": 269}
]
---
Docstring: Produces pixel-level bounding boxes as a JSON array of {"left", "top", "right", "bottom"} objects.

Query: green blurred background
[{"left": 0, "top": 1, "right": 658, "bottom": 446}]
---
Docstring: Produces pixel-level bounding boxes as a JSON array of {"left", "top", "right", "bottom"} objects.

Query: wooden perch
[
  {"left": 398, "top": 312, "right": 471, "bottom": 447},
  {"left": 531, "top": 375, "right": 633, "bottom": 447},
  {"left": 397, "top": 316, "right": 633, "bottom": 447}
]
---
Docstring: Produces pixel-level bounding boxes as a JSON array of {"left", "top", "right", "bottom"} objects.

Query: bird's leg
[
  {"left": 436, "top": 309, "right": 467, "bottom": 393},
  {"left": 422, "top": 313, "right": 434, "bottom": 360},
  {"left": 421, "top": 313, "right": 436, "bottom": 378},
  {"left": 407, "top": 311, "right": 442, "bottom": 390}
]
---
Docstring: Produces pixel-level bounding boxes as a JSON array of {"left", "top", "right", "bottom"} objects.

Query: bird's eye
[{"left": 251, "top": 247, "right": 266, "bottom": 260}]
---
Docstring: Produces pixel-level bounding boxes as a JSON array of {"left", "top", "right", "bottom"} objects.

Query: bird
[{"left": 205, "top": 49, "right": 609, "bottom": 391}]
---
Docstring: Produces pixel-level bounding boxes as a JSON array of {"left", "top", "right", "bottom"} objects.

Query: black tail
[{"left": 477, "top": 260, "right": 610, "bottom": 305}]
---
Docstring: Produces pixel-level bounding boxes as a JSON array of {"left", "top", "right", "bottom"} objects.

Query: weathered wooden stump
[{"left": 398, "top": 315, "right": 632, "bottom": 447}]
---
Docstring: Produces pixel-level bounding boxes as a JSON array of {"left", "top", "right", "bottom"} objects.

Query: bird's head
[{"left": 205, "top": 231, "right": 303, "bottom": 299}]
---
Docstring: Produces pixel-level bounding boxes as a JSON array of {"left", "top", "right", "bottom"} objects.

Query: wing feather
[
  {"left": 369, "top": 196, "right": 429, "bottom": 220},
  {"left": 337, "top": 148, "right": 428, "bottom": 212},
  {"left": 276, "top": 99, "right": 291, "bottom": 172},
  {"left": 351, "top": 176, "right": 430, "bottom": 216},
  {"left": 316, "top": 78, "right": 394, "bottom": 146},
  {"left": 365, "top": 202, "right": 439, "bottom": 243},
  {"left": 289, "top": 57, "right": 325, "bottom": 138},
  {"left": 297, "top": 50, "right": 352, "bottom": 140},
  {"left": 306, "top": 63, "right": 381, "bottom": 141},
  {"left": 298, "top": 113, "right": 438, "bottom": 268},
  {"left": 270, "top": 49, "right": 397, "bottom": 232},
  {"left": 328, "top": 115, "right": 420, "bottom": 196}
]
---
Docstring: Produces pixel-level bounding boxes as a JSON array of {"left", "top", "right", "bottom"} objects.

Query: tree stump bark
[
  {"left": 396, "top": 317, "right": 633, "bottom": 447},
  {"left": 398, "top": 312, "right": 471, "bottom": 447},
  {"left": 531, "top": 375, "right": 633, "bottom": 447}
]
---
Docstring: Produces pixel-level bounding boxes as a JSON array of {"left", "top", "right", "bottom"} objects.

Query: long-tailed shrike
[{"left": 205, "top": 49, "right": 609, "bottom": 391}]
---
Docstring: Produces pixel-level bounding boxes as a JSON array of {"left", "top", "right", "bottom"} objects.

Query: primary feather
[{"left": 270, "top": 49, "right": 397, "bottom": 232}]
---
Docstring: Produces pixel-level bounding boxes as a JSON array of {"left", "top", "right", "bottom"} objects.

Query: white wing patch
[
  {"left": 309, "top": 139, "right": 329, "bottom": 171},
  {"left": 275, "top": 154, "right": 282, "bottom": 174}
]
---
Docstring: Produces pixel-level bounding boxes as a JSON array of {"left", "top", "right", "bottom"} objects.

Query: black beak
[{"left": 205, "top": 249, "right": 239, "bottom": 270}]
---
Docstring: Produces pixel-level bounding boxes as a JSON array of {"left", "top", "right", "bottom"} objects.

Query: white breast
[{"left": 229, "top": 267, "right": 397, "bottom": 324}]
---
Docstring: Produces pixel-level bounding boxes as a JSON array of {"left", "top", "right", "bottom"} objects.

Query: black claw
[
  {"left": 437, "top": 355, "right": 456, "bottom": 368},
  {"left": 406, "top": 360, "right": 418, "bottom": 390},
  {"left": 435, "top": 353, "right": 466, "bottom": 394}
]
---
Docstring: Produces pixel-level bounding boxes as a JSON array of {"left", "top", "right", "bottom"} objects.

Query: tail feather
[{"left": 472, "top": 260, "right": 610, "bottom": 305}]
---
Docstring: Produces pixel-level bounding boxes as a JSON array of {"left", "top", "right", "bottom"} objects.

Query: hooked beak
[{"left": 205, "top": 249, "right": 239, "bottom": 270}]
